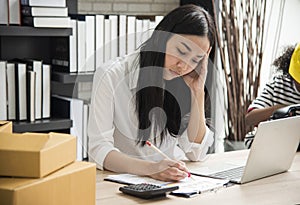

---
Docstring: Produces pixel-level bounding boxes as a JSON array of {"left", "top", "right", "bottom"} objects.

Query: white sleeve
[
  {"left": 88, "top": 66, "right": 120, "bottom": 170},
  {"left": 177, "top": 125, "right": 214, "bottom": 161}
]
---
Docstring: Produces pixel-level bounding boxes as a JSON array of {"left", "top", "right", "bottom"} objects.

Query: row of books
[
  {"left": 0, "top": 0, "right": 70, "bottom": 28},
  {"left": 0, "top": 59, "right": 50, "bottom": 122},
  {"left": 52, "top": 14, "right": 164, "bottom": 73},
  {"left": 51, "top": 95, "right": 89, "bottom": 160}
]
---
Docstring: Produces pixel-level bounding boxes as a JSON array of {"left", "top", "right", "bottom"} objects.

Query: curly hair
[{"left": 273, "top": 44, "right": 296, "bottom": 75}]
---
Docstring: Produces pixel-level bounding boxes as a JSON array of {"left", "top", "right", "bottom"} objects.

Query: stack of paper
[{"left": 105, "top": 173, "right": 229, "bottom": 197}]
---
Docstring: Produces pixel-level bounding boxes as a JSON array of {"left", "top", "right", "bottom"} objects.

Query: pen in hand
[{"left": 145, "top": 140, "right": 192, "bottom": 178}]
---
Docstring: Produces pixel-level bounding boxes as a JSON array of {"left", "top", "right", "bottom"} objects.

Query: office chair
[{"left": 245, "top": 104, "right": 300, "bottom": 149}]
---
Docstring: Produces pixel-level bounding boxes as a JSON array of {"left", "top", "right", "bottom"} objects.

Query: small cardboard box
[
  {"left": 0, "top": 161, "right": 96, "bottom": 205},
  {"left": 0, "top": 121, "right": 12, "bottom": 133},
  {"left": 0, "top": 132, "right": 76, "bottom": 178}
]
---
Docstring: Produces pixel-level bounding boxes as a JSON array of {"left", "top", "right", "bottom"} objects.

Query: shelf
[
  {"left": 0, "top": 26, "right": 72, "bottom": 37},
  {"left": 52, "top": 71, "right": 94, "bottom": 83},
  {"left": 13, "top": 118, "right": 72, "bottom": 133}
]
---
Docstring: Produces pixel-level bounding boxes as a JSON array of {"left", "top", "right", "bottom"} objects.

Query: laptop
[{"left": 191, "top": 116, "right": 300, "bottom": 184}]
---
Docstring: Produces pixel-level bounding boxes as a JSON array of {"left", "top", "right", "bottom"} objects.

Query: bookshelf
[
  {"left": 0, "top": 26, "right": 73, "bottom": 133},
  {"left": 0, "top": 25, "right": 72, "bottom": 37},
  {"left": 13, "top": 118, "right": 72, "bottom": 133},
  {"left": 0, "top": 26, "right": 72, "bottom": 61},
  {"left": 51, "top": 71, "right": 94, "bottom": 98},
  {"left": 52, "top": 71, "right": 94, "bottom": 83}
]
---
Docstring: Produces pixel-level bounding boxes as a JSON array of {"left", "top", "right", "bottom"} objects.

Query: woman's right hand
[{"left": 147, "top": 159, "right": 189, "bottom": 182}]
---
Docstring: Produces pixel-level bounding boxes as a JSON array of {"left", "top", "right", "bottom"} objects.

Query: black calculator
[{"left": 119, "top": 183, "right": 179, "bottom": 199}]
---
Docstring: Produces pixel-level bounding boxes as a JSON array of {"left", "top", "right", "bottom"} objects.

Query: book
[
  {"left": 69, "top": 19, "right": 77, "bottom": 72},
  {"left": 14, "top": 62, "right": 27, "bottom": 121},
  {"left": 104, "top": 18, "right": 111, "bottom": 63},
  {"left": 21, "top": 6, "right": 68, "bottom": 17},
  {"left": 82, "top": 103, "right": 89, "bottom": 159},
  {"left": 26, "top": 71, "right": 36, "bottom": 122},
  {"left": 22, "top": 16, "right": 71, "bottom": 28},
  {"left": 18, "top": 59, "right": 42, "bottom": 120},
  {"left": 85, "top": 15, "right": 95, "bottom": 72},
  {"left": 20, "top": 0, "right": 66, "bottom": 7},
  {"left": 119, "top": 15, "right": 126, "bottom": 56},
  {"left": 127, "top": 16, "right": 136, "bottom": 54},
  {"left": 0, "top": 61, "right": 7, "bottom": 120},
  {"left": 51, "top": 37, "right": 70, "bottom": 72},
  {"left": 42, "top": 64, "right": 51, "bottom": 118},
  {"left": 51, "top": 95, "right": 84, "bottom": 160},
  {"left": 8, "top": 0, "right": 21, "bottom": 25},
  {"left": 30, "top": 60, "right": 42, "bottom": 120},
  {"left": 109, "top": 15, "right": 118, "bottom": 60},
  {"left": 51, "top": 30, "right": 77, "bottom": 73},
  {"left": 77, "top": 17, "right": 86, "bottom": 72},
  {"left": 135, "top": 19, "right": 142, "bottom": 49},
  {"left": 95, "top": 15, "right": 104, "bottom": 69},
  {"left": 0, "top": 0, "right": 9, "bottom": 25},
  {"left": 142, "top": 19, "right": 150, "bottom": 43},
  {"left": 6, "top": 63, "right": 16, "bottom": 120}
]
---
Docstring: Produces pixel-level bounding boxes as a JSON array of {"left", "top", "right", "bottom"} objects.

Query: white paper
[{"left": 105, "top": 174, "right": 229, "bottom": 195}]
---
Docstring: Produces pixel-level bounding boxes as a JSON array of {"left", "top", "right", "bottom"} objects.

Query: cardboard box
[
  {"left": 0, "top": 132, "right": 76, "bottom": 178},
  {"left": 0, "top": 161, "right": 96, "bottom": 205},
  {"left": 0, "top": 121, "right": 12, "bottom": 133}
]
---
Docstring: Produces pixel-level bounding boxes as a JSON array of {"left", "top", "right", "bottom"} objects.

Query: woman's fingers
[
  {"left": 160, "top": 168, "right": 187, "bottom": 181},
  {"left": 169, "top": 161, "right": 189, "bottom": 174},
  {"left": 152, "top": 168, "right": 187, "bottom": 181},
  {"left": 149, "top": 159, "right": 190, "bottom": 181}
]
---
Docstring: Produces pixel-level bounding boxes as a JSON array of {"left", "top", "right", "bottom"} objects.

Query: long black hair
[{"left": 136, "top": 4, "right": 216, "bottom": 146}]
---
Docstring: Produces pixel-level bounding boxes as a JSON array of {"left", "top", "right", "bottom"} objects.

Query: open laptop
[{"left": 191, "top": 116, "right": 300, "bottom": 184}]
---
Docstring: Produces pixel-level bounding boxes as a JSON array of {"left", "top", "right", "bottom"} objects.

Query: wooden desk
[{"left": 95, "top": 150, "right": 300, "bottom": 204}]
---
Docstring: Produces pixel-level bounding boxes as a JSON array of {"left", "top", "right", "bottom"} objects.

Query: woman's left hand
[{"left": 183, "top": 52, "right": 210, "bottom": 94}]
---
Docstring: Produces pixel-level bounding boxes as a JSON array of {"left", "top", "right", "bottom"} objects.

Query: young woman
[
  {"left": 245, "top": 43, "right": 300, "bottom": 129},
  {"left": 88, "top": 4, "right": 216, "bottom": 182}
]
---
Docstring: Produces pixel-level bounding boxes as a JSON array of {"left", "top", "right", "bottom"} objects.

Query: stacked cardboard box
[
  {"left": 0, "top": 121, "right": 12, "bottom": 133},
  {"left": 0, "top": 121, "right": 96, "bottom": 205}
]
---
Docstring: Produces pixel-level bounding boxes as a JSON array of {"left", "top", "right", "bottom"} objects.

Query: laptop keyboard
[{"left": 209, "top": 166, "right": 245, "bottom": 181}]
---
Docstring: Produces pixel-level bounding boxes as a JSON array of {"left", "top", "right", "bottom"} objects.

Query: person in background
[
  {"left": 88, "top": 4, "right": 215, "bottom": 182},
  {"left": 245, "top": 43, "right": 300, "bottom": 147}
]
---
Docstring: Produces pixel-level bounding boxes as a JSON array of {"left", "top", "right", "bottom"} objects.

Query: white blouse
[{"left": 88, "top": 52, "right": 214, "bottom": 170}]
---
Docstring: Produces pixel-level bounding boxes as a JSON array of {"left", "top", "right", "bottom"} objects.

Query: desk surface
[{"left": 95, "top": 150, "right": 300, "bottom": 204}]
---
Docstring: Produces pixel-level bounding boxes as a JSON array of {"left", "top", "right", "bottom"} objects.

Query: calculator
[{"left": 119, "top": 183, "right": 179, "bottom": 199}]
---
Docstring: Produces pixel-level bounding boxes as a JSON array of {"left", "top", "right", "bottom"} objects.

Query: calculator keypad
[
  {"left": 119, "top": 183, "right": 179, "bottom": 199},
  {"left": 123, "top": 183, "right": 161, "bottom": 191}
]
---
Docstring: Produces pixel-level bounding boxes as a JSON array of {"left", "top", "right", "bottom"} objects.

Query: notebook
[
  {"left": 105, "top": 173, "right": 229, "bottom": 197},
  {"left": 191, "top": 116, "right": 300, "bottom": 184}
]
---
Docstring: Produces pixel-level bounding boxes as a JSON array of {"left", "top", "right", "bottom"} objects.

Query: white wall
[
  {"left": 78, "top": 0, "right": 179, "bottom": 15},
  {"left": 260, "top": 0, "right": 300, "bottom": 91}
]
